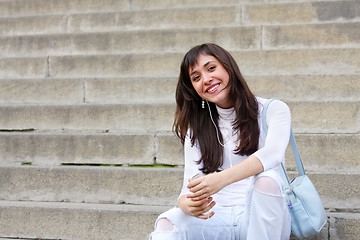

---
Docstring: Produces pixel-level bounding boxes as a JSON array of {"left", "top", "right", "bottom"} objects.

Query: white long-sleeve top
[{"left": 178, "top": 97, "right": 291, "bottom": 207}]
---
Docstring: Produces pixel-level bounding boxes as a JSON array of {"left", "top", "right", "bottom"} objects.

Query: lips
[{"left": 206, "top": 83, "right": 220, "bottom": 93}]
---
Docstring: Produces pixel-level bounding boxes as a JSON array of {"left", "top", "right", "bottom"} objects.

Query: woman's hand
[
  {"left": 178, "top": 194, "right": 216, "bottom": 219},
  {"left": 187, "top": 172, "right": 227, "bottom": 201}
]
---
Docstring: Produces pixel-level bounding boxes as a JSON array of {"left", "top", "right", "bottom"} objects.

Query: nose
[{"left": 203, "top": 72, "right": 212, "bottom": 84}]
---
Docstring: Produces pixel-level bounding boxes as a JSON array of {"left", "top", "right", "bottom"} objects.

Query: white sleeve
[
  {"left": 178, "top": 135, "right": 203, "bottom": 201},
  {"left": 252, "top": 100, "right": 291, "bottom": 171}
]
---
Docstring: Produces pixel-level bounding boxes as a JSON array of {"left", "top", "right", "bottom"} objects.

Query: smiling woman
[
  {"left": 149, "top": 43, "right": 292, "bottom": 240},
  {"left": 189, "top": 55, "right": 232, "bottom": 109}
]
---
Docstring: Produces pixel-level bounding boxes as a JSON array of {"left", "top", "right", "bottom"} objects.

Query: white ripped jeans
[{"left": 149, "top": 176, "right": 291, "bottom": 240}]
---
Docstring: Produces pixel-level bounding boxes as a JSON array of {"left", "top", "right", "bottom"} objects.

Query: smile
[{"left": 206, "top": 83, "right": 220, "bottom": 93}]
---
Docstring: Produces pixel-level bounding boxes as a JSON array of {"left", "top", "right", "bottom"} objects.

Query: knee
[
  {"left": 155, "top": 218, "right": 175, "bottom": 232},
  {"left": 254, "top": 176, "right": 281, "bottom": 196}
]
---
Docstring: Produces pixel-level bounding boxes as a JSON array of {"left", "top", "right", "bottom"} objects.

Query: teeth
[{"left": 208, "top": 84, "right": 219, "bottom": 92}]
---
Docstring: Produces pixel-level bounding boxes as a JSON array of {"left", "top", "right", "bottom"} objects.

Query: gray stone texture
[{"left": 0, "top": 0, "right": 359, "bottom": 239}]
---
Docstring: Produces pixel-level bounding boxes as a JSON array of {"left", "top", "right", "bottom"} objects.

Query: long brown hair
[{"left": 173, "top": 43, "right": 259, "bottom": 174}]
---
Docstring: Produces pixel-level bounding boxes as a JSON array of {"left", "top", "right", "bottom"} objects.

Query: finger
[
  {"left": 187, "top": 197, "right": 208, "bottom": 207},
  {"left": 196, "top": 211, "right": 215, "bottom": 220},
  {"left": 187, "top": 176, "right": 203, "bottom": 189},
  {"left": 188, "top": 190, "right": 209, "bottom": 201},
  {"left": 191, "top": 198, "right": 215, "bottom": 216},
  {"left": 202, "top": 200, "right": 216, "bottom": 213},
  {"left": 187, "top": 178, "right": 201, "bottom": 189},
  {"left": 197, "top": 199, "right": 215, "bottom": 213},
  {"left": 188, "top": 185, "right": 203, "bottom": 193}
]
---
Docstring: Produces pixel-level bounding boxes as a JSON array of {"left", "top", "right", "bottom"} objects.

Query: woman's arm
[
  {"left": 187, "top": 155, "right": 263, "bottom": 200},
  {"left": 188, "top": 100, "right": 291, "bottom": 200},
  {"left": 177, "top": 134, "right": 217, "bottom": 218},
  {"left": 178, "top": 194, "right": 216, "bottom": 219}
]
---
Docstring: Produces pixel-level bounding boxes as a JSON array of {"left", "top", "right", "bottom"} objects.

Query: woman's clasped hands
[{"left": 182, "top": 172, "right": 226, "bottom": 219}]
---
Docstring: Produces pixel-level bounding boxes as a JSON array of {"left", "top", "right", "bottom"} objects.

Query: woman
[{"left": 150, "top": 43, "right": 292, "bottom": 239}]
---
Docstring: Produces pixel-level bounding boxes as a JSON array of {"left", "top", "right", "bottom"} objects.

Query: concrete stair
[{"left": 0, "top": 0, "right": 359, "bottom": 239}]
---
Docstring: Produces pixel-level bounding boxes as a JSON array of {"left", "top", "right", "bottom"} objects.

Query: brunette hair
[{"left": 173, "top": 43, "right": 259, "bottom": 174}]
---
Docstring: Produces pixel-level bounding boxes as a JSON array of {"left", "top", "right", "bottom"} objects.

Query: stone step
[
  {"left": 1, "top": 48, "right": 359, "bottom": 79},
  {"left": 0, "top": 6, "right": 240, "bottom": 36},
  {"left": 0, "top": 0, "right": 241, "bottom": 17},
  {"left": 0, "top": 166, "right": 358, "bottom": 210},
  {"left": 243, "top": 0, "right": 360, "bottom": 25},
  {"left": 0, "top": 78, "right": 84, "bottom": 105},
  {"left": 156, "top": 133, "right": 360, "bottom": 173},
  {"left": 1, "top": 74, "right": 358, "bottom": 105},
  {"left": 0, "top": 0, "right": 128, "bottom": 17},
  {"left": 0, "top": 10, "right": 359, "bottom": 39},
  {"left": 84, "top": 74, "right": 360, "bottom": 104},
  {"left": 0, "top": 200, "right": 358, "bottom": 240},
  {"left": 248, "top": 74, "right": 360, "bottom": 102},
  {"left": 0, "top": 200, "right": 166, "bottom": 240},
  {"left": 0, "top": 1, "right": 358, "bottom": 28},
  {"left": 0, "top": 132, "right": 156, "bottom": 166},
  {"left": 0, "top": 26, "right": 260, "bottom": 56},
  {"left": 0, "top": 166, "right": 183, "bottom": 206},
  {"left": 0, "top": 4, "right": 360, "bottom": 37},
  {"left": 0, "top": 102, "right": 358, "bottom": 133},
  {"left": 263, "top": 22, "right": 360, "bottom": 49},
  {"left": 1, "top": 22, "right": 360, "bottom": 57},
  {"left": 0, "top": 133, "right": 358, "bottom": 172}
]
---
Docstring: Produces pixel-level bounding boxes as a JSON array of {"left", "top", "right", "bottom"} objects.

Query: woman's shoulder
[{"left": 256, "top": 96, "right": 290, "bottom": 117}]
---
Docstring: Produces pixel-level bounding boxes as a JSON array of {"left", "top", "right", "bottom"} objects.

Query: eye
[
  {"left": 192, "top": 75, "right": 200, "bottom": 82},
  {"left": 208, "top": 65, "right": 216, "bottom": 72}
]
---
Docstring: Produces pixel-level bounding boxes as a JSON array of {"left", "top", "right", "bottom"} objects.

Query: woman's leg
[
  {"left": 242, "top": 176, "right": 291, "bottom": 240},
  {"left": 149, "top": 208, "right": 185, "bottom": 240},
  {"left": 156, "top": 218, "right": 175, "bottom": 231},
  {"left": 150, "top": 206, "right": 244, "bottom": 240}
]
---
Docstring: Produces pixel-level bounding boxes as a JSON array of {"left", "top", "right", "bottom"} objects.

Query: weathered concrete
[
  {"left": 85, "top": 74, "right": 360, "bottom": 104},
  {"left": 0, "top": 27, "right": 260, "bottom": 57},
  {"left": 246, "top": 74, "right": 360, "bottom": 102},
  {"left": 45, "top": 49, "right": 360, "bottom": 79},
  {"left": 130, "top": 0, "right": 239, "bottom": 10},
  {"left": 0, "top": 201, "right": 358, "bottom": 240},
  {"left": 2, "top": 49, "right": 359, "bottom": 79},
  {"left": 0, "top": 74, "right": 358, "bottom": 106},
  {"left": 263, "top": 22, "right": 360, "bottom": 49},
  {"left": 0, "top": 0, "right": 129, "bottom": 17},
  {"left": 85, "top": 77, "right": 178, "bottom": 104},
  {"left": 0, "top": 57, "right": 47, "bottom": 79},
  {"left": 0, "top": 200, "right": 168, "bottom": 240},
  {"left": 0, "top": 166, "right": 183, "bottom": 206},
  {"left": 0, "top": 0, "right": 358, "bottom": 238},
  {"left": 0, "top": 15, "right": 68, "bottom": 36},
  {"left": 0, "top": 132, "right": 155, "bottom": 166},
  {"left": 329, "top": 213, "right": 360, "bottom": 240},
  {"left": 0, "top": 104, "right": 176, "bottom": 132},
  {"left": 0, "top": 102, "right": 357, "bottom": 133},
  {"left": 156, "top": 133, "right": 360, "bottom": 173},
  {"left": 243, "top": 1, "right": 360, "bottom": 24},
  {"left": 0, "top": 78, "right": 84, "bottom": 105},
  {"left": 0, "top": 132, "right": 358, "bottom": 172},
  {"left": 68, "top": 6, "right": 240, "bottom": 33},
  {"left": 0, "top": 166, "right": 358, "bottom": 210}
]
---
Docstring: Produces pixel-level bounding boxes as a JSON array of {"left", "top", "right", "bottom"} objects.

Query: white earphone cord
[{"left": 202, "top": 100, "right": 235, "bottom": 240}]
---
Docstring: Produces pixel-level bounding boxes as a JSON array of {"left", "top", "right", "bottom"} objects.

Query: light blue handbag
[{"left": 262, "top": 99, "right": 327, "bottom": 239}]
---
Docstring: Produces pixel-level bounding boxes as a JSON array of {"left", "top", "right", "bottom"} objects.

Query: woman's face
[{"left": 189, "top": 54, "right": 233, "bottom": 109}]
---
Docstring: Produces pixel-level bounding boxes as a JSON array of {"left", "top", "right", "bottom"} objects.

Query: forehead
[{"left": 189, "top": 54, "right": 218, "bottom": 72}]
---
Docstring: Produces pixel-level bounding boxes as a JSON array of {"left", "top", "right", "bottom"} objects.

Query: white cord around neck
[
  {"left": 204, "top": 100, "right": 236, "bottom": 240},
  {"left": 206, "top": 100, "right": 224, "bottom": 147}
]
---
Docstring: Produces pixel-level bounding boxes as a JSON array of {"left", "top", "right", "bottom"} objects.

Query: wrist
[
  {"left": 219, "top": 167, "right": 236, "bottom": 187},
  {"left": 178, "top": 195, "right": 190, "bottom": 215}
]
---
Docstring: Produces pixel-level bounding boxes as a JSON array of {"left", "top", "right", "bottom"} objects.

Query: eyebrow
[{"left": 190, "top": 61, "right": 215, "bottom": 76}]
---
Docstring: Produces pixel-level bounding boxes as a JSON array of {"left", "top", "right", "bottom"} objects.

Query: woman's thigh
[{"left": 151, "top": 206, "right": 245, "bottom": 240}]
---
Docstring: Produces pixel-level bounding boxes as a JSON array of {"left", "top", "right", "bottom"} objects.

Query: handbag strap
[{"left": 262, "top": 99, "right": 306, "bottom": 181}]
